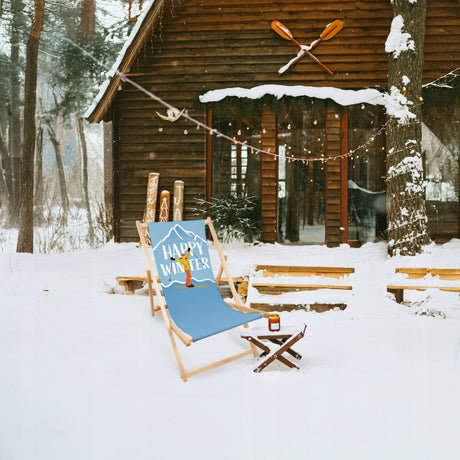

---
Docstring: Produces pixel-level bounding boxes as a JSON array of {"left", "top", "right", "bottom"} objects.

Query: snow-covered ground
[{"left": 1, "top": 238, "right": 460, "bottom": 459}]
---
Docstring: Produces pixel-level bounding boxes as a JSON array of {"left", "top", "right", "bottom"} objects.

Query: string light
[
  {"left": 104, "top": 71, "right": 394, "bottom": 164},
  {"left": 64, "top": 37, "right": 459, "bottom": 167}
]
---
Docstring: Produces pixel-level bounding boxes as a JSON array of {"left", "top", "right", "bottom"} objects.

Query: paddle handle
[
  {"left": 304, "top": 49, "right": 333, "bottom": 75},
  {"left": 279, "top": 48, "right": 333, "bottom": 75}
]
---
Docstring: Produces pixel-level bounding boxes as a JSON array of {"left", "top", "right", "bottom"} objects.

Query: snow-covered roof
[
  {"left": 199, "top": 85, "right": 386, "bottom": 107},
  {"left": 85, "top": 0, "right": 159, "bottom": 123}
]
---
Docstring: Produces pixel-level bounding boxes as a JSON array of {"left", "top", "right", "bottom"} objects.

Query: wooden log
[
  {"left": 173, "top": 180, "right": 184, "bottom": 221},
  {"left": 159, "top": 190, "right": 170, "bottom": 222}
]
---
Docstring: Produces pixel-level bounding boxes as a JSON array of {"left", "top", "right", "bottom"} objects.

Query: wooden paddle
[
  {"left": 271, "top": 20, "right": 343, "bottom": 75},
  {"left": 310, "top": 20, "right": 344, "bottom": 50}
]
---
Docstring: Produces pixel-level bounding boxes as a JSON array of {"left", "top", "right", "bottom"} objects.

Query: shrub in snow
[{"left": 192, "top": 195, "right": 261, "bottom": 243}]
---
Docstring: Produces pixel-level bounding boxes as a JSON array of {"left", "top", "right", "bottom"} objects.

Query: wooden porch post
[
  {"left": 340, "top": 108, "right": 349, "bottom": 244},
  {"left": 260, "top": 104, "right": 277, "bottom": 243},
  {"left": 325, "top": 103, "right": 344, "bottom": 247}
]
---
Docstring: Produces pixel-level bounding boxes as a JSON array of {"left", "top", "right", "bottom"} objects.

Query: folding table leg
[
  {"left": 241, "top": 336, "right": 271, "bottom": 355},
  {"left": 242, "top": 326, "right": 307, "bottom": 373},
  {"left": 267, "top": 338, "right": 302, "bottom": 360},
  {"left": 257, "top": 326, "right": 306, "bottom": 372}
]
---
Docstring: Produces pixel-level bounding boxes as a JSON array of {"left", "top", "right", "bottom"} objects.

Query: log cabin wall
[{"left": 103, "top": 0, "right": 459, "bottom": 242}]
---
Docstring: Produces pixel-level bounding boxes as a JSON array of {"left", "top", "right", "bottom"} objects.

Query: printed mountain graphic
[{"left": 152, "top": 223, "right": 207, "bottom": 252}]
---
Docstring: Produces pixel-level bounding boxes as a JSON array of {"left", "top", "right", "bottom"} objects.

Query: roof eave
[{"left": 86, "top": 0, "right": 166, "bottom": 123}]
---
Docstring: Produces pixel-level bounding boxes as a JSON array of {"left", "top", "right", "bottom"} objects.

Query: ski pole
[{"left": 189, "top": 248, "right": 205, "bottom": 265}]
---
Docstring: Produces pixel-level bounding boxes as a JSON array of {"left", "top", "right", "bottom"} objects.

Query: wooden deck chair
[{"left": 136, "top": 218, "right": 267, "bottom": 382}]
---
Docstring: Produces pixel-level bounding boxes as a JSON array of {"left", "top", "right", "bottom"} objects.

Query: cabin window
[
  {"left": 210, "top": 103, "right": 261, "bottom": 218},
  {"left": 422, "top": 86, "right": 460, "bottom": 240},
  {"left": 277, "top": 99, "right": 326, "bottom": 244},
  {"left": 347, "top": 104, "right": 387, "bottom": 243}
]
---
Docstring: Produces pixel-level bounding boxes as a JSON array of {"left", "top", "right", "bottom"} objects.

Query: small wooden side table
[{"left": 241, "top": 325, "right": 307, "bottom": 373}]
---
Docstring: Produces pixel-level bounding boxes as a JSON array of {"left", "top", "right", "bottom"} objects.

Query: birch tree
[{"left": 385, "top": 0, "right": 430, "bottom": 256}]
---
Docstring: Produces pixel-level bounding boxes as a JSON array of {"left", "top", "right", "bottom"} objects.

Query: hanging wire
[{"left": 65, "top": 36, "right": 458, "bottom": 165}]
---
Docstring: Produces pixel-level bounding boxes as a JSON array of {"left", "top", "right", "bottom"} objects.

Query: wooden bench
[
  {"left": 116, "top": 275, "right": 246, "bottom": 295},
  {"left": 116, "top": 276, "right": 148, "bottom": 295},
  {"left": 387, "top": 268, "right": 460, "bottom": 303},
  {"left": 249, "top": 265, "right": 354, "bottom": 311}
]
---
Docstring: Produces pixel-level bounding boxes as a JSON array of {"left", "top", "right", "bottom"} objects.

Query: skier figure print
[{"left": 171, "top": 248, "right": 194, "bottom": 287}]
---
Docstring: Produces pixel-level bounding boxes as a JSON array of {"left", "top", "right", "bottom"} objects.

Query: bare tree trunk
[
  {"left": 385, "top": 0, "right": 430, "bottom": 256},
  {"left": 34, "top": 97, "right": 44, "bottom": 210},
  {"left": 75, "top": 115, "right": 94, "bottom": 244},
  {"left": 17, "top": 0, "right": 45, "bottom": 253},
  {"left": 81, "top": 0, "right": 96, "bottom": 40},
  {"left": 34, "top": 124, "right": 44, "bottom": 208},
  {"left": 47, "top": 117, "right": 70, "bottom": 219},
  {"left": 8, "top": 0, "right": 25, "bottom": 224},
  {"left": 0, "top": 126, "right": 10, "bottom": 209}
]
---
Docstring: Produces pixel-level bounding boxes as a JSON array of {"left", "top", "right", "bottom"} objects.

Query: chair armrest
[{"left": 225, "top": 301, "right": 270, "bottom": 318}]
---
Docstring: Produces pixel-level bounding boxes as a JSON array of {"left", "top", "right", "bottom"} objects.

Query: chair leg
[
  {"left": 167, "top": 328, "right": 188, "bottom": 382},
  {"left": 146, "top": 269, "right": 155, "bottom": 316},
  {"left": 248, "top": 340, "right": 259, "bottom": 357}
]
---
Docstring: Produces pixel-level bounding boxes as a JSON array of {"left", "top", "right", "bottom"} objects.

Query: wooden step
[
  {"left": 251, "top": 302, "right": 347, "bottom": 313},
  {"left": 254, "top": 265, "right": 354, "bottom": 279},
  {"left": 252, "top": 283, "right": 352, "bottom": 295}
]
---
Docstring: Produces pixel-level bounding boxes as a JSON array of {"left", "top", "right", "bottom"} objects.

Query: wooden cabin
[{"left": 86, "top": 0, "right": 460, "bottom": 245}]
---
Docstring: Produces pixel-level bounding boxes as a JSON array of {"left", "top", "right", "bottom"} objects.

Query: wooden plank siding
[{"left": 102, "top": 0, "right": 460, "bottom": 242}]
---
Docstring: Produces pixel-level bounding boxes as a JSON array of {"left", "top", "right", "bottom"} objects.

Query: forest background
[{"left": 0, "top": 0, "right": 135, "bottom": 253}]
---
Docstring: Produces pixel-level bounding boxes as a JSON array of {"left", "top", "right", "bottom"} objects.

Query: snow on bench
[{"left": 247, "top": 265, "right": 354, "bottom": 312}]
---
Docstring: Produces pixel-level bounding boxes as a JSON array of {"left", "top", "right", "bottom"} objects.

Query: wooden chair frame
[{"left": 136, "top": 218, "right": 267, "bottom": 382}]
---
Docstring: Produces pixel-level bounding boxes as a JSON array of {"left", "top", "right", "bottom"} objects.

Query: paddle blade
[
  {"left": 320, "top": 20, "right": 343, "bottom": 41},
  {"left": 271, "top": 20, "right": 295, "bottom": 41}
]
